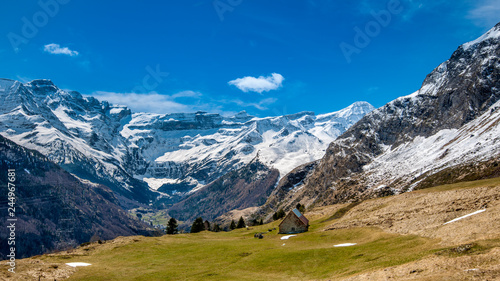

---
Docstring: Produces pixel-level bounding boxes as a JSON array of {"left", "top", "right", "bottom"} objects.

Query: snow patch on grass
[
  {"left": 334, "top": 243, "right": 357, "bottom": 247},
  {"left": 66, "top": 262, "right": 91, "bottom": 267},
  {"left": 443, "top": 209, "right": 486, "bottom": 225},
  {"left": 281, "top": 235, "right": 297, "bottom": 240}
]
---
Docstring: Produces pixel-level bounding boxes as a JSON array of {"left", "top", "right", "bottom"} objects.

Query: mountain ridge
[
  {"left": 258, "top": 22, "right": 500, "bottom": 216},
  {"left": 0, "top": 134, "right": 157, "bottom": 259},
  {"left": 0, "top": 78, "right": 374, "bottom": 209}
]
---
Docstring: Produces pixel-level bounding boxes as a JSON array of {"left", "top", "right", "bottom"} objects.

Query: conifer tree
[
  {"left": 236, "top": 216, "right": 246, "bottom": 229},
  {"left": 213, "top": 223, "right": 221, "bottom": 232},
  {"left": 296, "top": 203, "right": 306, "bottom": 213},
  {"left": 273, "top": 209, "right": 286, "bottom": 221},
  {"left": 166, "top": 218, "right": 178, "bottom": 235},
  {"left": 190, "top": 217, "right": 205, "bottom": 233}
]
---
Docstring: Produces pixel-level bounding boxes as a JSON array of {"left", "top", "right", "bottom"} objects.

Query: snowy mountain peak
[
  {"left": 415, "top": 22, "right": 500, "bottom": 99},
  {"left": 289, "top": 22, "right": 500, "bottom": 210},
  {"left": 24, "top": 79, "right": 57, "bottom": 91},
  {"left": 337, "top": 101, "right": 374, "bottom": 117},
  {"left": 0, "top": 78, "right": 19, "bottom": 92},
  {"left": 25, "top": 78, "right": 55, "bottom": 86},
  {"left": 234, "top": 110, "right": 250, "bottom": 118},
  {"left": 462, "top": 22, "right": 500, "bottom": 51},
  {"left": 0, "top": 78, "right": 374, "bottom": 204}
]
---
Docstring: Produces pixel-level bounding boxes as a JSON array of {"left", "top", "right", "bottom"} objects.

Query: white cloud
[
  {"left": 467, "top": 0, "right": 500, "bottom": 28},
  {"left": 43, "top": 43, "right": 79, "bottom": 56},
  {"left": 228, "top": 73, "right": 284, "bottom": 93},
  {"left": 16, "top": 75, "right": 32, "bottom": 83},
  {"left": 91, "top": 91, "right": 193, "bottom": 114},
  {"left": 171, "top": 90, "right": 203, "bottom": 98},
  {"left": 90, "top": 90, "right": 277, "bottom": 115},
  {"left": 229, "top": 97, "right": 278, "bottom": 110}
]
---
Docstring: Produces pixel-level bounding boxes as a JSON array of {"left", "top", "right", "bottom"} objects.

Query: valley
[
  {"left": 1, "top": 14, "right": 500, "bottom": 281},
  {"left": 1, "top": 177, "right": 499, "bottom": 280}
]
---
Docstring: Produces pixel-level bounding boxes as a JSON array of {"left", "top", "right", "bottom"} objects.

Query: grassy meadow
[
  {"left": 39, "top": 215, "right": 439, "bottom": 280},
  {"left": 17, "top": 176, "right": 500, "bottom": 280}
]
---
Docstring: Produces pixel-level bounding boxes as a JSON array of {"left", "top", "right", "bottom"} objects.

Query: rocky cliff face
[
  {"left": 277, "top": 22, "right": 500, "bottom": 211},
  {"left": 0, "top": 135, "right": 157, "bottom": 259},
  {"left": 0, "top": 77, "right": 373, "bottom": 207},
  {"left": 124, "top": 101, "right": 374, "bottom": 200},
  {"left": 0, "top": 78, "right": 154, "bottom": 205},
  {"left": 255, "top": 160, "right": 319, "bottom": 221}
]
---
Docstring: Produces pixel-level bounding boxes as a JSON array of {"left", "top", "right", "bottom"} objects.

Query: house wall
[{"left": 279, "top": 213, "right": 308, "bottom": 234}]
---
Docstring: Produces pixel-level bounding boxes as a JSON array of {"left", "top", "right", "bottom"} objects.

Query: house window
[{"left": 291, "top": 227, "right": 295, "bottom": 232}]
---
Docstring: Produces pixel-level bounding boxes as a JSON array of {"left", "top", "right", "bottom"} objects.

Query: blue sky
[{"left": 1, "top": 0, "right": 500, "bottom": 117}]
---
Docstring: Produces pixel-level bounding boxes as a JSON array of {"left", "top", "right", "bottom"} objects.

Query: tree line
[
  {"left": 168, "top": 203, "right": 306, "bottom": 235},
  {"left": 164, "top": 216, "right": 266, "bottom": 234}
]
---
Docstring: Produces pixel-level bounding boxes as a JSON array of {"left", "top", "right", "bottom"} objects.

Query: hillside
[
  {"left": 259, "top": 22, "right": 500, "bottom": 216},
  {"left": 168, "top": 157, "right": 279, "bottom": 224},
  {"left": 2, "top": 177, "right": 499, "bottom": 280},
  {"left": 0, "top": 135, "right": 157, "bottom": 259}
]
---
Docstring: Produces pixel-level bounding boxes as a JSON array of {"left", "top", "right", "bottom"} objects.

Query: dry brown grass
[
  {"left": 0, "top": 259, "right": 75, "bottom": 281},
  {"left": 343, "top": 247, "right": 500, "bottom": 281},
  {"left": 323, "top": 177, "right": 500, "bottom": 280},
  {"left": 326, "top": 184, "right": 500, "bottom": 246}
]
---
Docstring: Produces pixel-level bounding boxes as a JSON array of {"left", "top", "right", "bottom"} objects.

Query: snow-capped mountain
[
  {"left": 125, "top": 102, "right": 374, "bottom": 196},
  {"left": 267, "top": 22, "right": 500, "bottom": 212},
  {"left": 0, "top": 78, "right": 374, "bottom": 205},
  {"left": 0, "top": 78, "right": 154, "bottom": 205},
  {"left": 0, "top": 134, "right": 156, "bottom": 259}
]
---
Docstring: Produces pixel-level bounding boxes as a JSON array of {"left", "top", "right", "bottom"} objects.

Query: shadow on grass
[{"left": 321, "top": 202, "right": 361, "bottom": 223}]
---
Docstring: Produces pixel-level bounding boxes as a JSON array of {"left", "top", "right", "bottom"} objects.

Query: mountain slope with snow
[
  {"left": 0, "top": 135, "right": 156, "bottom": 259},
  {"left": 0, "top": 78, "right": 374, "bottom": 206},
  {"left": 0, "top": 79, "right": 154, "bottom": 205},
  {"left": 126, "top": 102, "right": 374, "bottom": 197},
  {"left": 268, "top": 22, "right": 500, "bottom": 213}
]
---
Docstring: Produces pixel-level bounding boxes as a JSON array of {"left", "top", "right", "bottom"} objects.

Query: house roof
[
  {"left": 279, "top": 208, "right": 309, "bottom": 227},
  {"left": 293, "top": 208, "right": 309, "bottom": 226}
]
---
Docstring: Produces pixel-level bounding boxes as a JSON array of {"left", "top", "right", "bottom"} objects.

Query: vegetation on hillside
[{"left": 3, "top": 177, "right": 500, "bottom": 280}]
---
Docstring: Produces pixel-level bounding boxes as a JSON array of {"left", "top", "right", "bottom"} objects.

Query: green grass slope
[
  {"left": 3, "top": 176, "right": 500, "bottom": 280},
  {"left": 43, "top": 227, "right": 437, "bottom": 281}
]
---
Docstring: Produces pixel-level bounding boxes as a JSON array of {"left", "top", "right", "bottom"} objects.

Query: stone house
[{"left": 278, "top": 208, "right": 309, "bottom": 234}]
